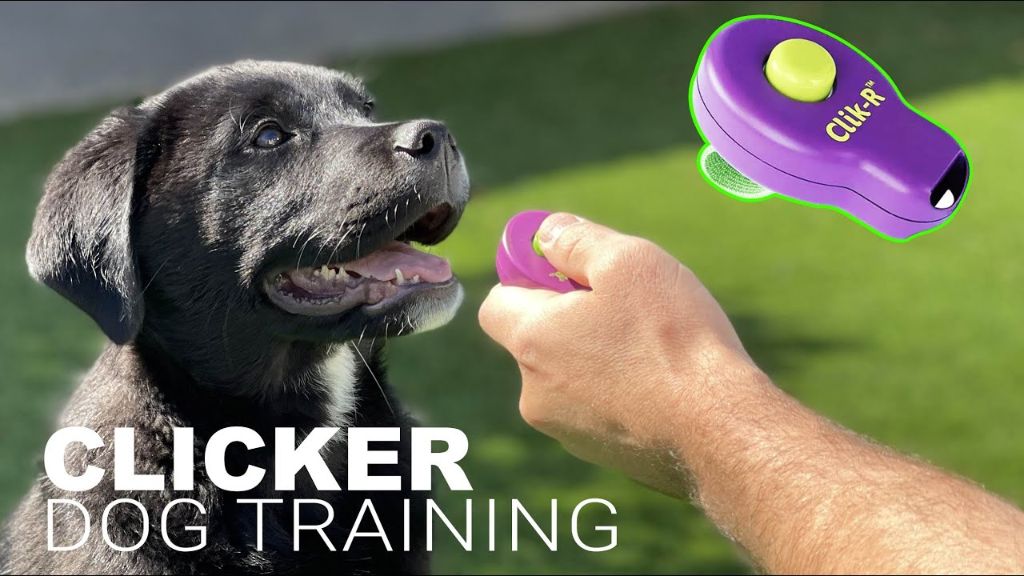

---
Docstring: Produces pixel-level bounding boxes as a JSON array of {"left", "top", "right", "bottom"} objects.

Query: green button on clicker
[
  {"left": 532, "top": 233, "right": 544, "bottom": 257},
  {"left": 765, "top": 38, "right": 836, "bottom": 102}
]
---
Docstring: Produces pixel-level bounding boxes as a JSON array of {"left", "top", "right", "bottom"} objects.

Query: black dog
[{"left": 3, "top": 60, "right": 469, "bottom": 574}]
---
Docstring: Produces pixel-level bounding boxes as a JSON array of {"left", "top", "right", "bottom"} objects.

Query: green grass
[{"left": 2, "top": 2, "right": 1023, "bottom": 574}]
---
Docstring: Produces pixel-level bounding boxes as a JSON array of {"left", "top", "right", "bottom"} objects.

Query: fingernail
[{"left": 537, "top": 213, "right": 581, "bottom": 247}]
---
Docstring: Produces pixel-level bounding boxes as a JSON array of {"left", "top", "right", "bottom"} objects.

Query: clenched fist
[{"left": 479, "top": 212, "right": 767, "bottom": 496}]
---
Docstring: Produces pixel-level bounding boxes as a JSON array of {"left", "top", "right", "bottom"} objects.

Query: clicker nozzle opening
[{"left": 930, "top": 152, "right": 968, "bottom": 210}]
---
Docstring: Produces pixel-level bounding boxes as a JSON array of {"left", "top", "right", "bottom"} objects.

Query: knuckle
[
  {"left": 675, "top": 262, "right": 699, "bottom": 284},
  {"left": 504, "top": 321, "right": 528, "bottom": 353},
  {"left": 612, "top": 237, "right": 648, "bottom": 265},
  {"left": 556, "top": 227, "right": 586, "bottom": 264},
  {"left": 477, "top": 297, "right": 503, "bottom": 337},
  {"left": 628, "top": 237, "right": 663, "bottom": 261},
  {"left": 477, "top": 299, "right": 493, "bottom": 327},
  {"left": 509, "top": 327, "right": 541, "bottom": 368},
  {"left": 518, "top": 396, "right": 546, "bottom": 428},
  {"left": 518, "top": 396, "right": 533, "bottom": 422}
]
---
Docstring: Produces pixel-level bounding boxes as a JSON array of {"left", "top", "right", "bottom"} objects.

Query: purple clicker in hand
[
  {"left": 690, "top": 15, "right": 970, "bottom": 240},
  {"left": 496, "top": 210, "right": 586, "bottom": 293}
]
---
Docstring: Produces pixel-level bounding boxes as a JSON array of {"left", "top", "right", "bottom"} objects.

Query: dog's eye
[
  {"left": 253, "top": 124, "right": 289, "bottom": 149},
  {"left": 362, "top": 100, "right": 375, "bottom": 115}
]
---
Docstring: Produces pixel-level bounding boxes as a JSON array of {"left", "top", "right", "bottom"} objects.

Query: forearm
[{"left": 676, "top": 362, "right": 1024, "bottom": 574}]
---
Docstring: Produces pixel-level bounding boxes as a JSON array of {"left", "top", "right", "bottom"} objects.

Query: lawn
[{"left": 2, "top": 2, "right": 1023, "bottom": 574}]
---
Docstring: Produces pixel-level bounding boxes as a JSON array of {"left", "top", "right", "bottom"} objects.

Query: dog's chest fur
[
  {"left": 2, "top": 343, "right": 429, "bottom": 574},
  {"left": 320, "top": 345, "right": 359, "bottom": 429}
]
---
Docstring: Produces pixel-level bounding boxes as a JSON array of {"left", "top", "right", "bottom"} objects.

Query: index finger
[{"left": 478, "top": 284, "right": 557, "bottom": 346}]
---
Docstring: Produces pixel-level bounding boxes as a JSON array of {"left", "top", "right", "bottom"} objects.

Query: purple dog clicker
[
  {"left": 496, "top": 210, "right": 586, "bottom": 292},
  {"left": 691, "top": 16, "right": 970, "bottom": 240},
  {"left": 497, "top": 17, "right": 971, "bottom": 287}
]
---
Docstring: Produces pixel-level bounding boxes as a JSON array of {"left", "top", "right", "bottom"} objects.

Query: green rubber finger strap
[{"left": 700, "top": 147, "right": 775, "bottom": 200}]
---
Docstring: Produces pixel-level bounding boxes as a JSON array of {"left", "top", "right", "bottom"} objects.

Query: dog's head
[{"left": 27, "top": 61, "right": 469, "bottom": 354}]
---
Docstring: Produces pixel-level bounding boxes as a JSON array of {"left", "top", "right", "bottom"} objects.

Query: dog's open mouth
[{"left": 264, "top": 203, "right": 458, "bottom": 317}]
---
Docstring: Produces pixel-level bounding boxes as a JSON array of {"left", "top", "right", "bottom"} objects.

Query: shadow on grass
[{"left": 731, "top": 313, "right": 862, "bottom": 377}]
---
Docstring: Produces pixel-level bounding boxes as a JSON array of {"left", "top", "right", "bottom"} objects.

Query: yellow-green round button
[{"left": 765, "top": 38, "right": 836, "bottom": 102}]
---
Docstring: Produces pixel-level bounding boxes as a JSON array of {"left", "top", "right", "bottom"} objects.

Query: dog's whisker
[
  {"left": 325, "top": 224, "right": 354, "bottom": 265},
  {"left": 227, "top": 100, "right": 245, "bottom": 135},
  {"left": 312, "top": 228, "right": 336, "bottom": 267},
  {"left": 353, "top": 343, "right": 394, "bottom": 418},
  {"left": 239, "top": 108, "right": 257, "bottom": 134},
  {"left": 203, "top": 299, "right": 222, "bottom": 332},
  {"left": 295, "top": 227, "right": 323, "bottom": 271},
  {"left": 291, "top": 226, "right": 306, "bottom": 249},
  {"left": 139, "top": 257, "right": 172, "bottom": 295},
  {"left": 324, "top": 220, "right": 351, "bottom": 267},
  {"left": 319, "top": 209, "right": 352, "bottom": 266},
  {"left": 221, "top": 298, "right": 235, "bottom": 372},
  {"left": 356, "top": 222, "right": 367, "bottom": 258},
  {"left": 336, "top": 226, "right": 353, "bottom": 246}
]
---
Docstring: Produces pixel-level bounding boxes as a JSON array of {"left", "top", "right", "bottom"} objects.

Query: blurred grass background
[{"left": 2, "top": 2, "right": 1023, "bottom": 573}]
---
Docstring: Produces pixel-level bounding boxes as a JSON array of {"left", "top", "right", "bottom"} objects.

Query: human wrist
[
  {"left": 664, "top": 343, "right": 780, "bottom": 471},
  {"left": 666, "top": 350, "right": 823, "bottom": 545}
]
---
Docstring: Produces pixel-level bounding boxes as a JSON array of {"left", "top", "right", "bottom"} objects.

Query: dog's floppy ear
[{"left": 26, "top": 107, "right": 150, "bottom": 344}]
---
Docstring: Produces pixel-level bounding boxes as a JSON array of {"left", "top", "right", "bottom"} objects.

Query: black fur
[{"left": 4, "top": 60, "right": 470, "bottom": 574}]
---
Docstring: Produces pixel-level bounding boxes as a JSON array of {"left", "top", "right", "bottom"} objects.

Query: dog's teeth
[
  {"left": 411, "top": 274, "right": 421, "bottom": 284},
  {"left": 394, "top": 268, "right": 405, "bottom": 285},
  {"left": 319, "top": 265, "right": 330, "bottom": 277}
]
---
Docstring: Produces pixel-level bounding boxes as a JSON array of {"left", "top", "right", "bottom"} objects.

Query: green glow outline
[{"left": 687, "top": 14, "right": 972, "bottom": 243}]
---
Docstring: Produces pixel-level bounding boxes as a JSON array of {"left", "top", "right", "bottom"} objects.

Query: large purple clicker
[{"left": 691, "top": 16, "right": 970, "bottom": 240}]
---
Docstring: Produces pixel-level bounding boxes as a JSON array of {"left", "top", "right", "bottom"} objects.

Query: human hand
[{"left": 479, "top": 213, "right": 769, "bottom": 496}]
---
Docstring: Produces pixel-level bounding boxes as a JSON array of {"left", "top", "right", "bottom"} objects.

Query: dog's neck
[{"left": 129, "top": 331, "right": 379, "bottom": 435}]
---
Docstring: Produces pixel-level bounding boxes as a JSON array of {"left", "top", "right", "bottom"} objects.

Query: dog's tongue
[{"left": 345, "top": 241, "right": 451, "bottom": 283}]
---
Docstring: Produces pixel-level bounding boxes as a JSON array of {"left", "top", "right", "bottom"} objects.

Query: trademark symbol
[{"left": 866, "top": 80, "right": 875, "bottom": 87}]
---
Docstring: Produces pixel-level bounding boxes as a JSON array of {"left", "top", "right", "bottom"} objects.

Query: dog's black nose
[{"left": 394, "top": 120, "right": 450, "bottom": 161}]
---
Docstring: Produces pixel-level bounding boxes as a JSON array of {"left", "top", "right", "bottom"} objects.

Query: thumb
[{"left": 536, "top": 213, "right": 624, "bottom": 288}]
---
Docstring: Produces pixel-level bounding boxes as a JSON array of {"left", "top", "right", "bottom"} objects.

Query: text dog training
[{"left": 45, "top": 426, "right": 471, "bottom": 492}]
